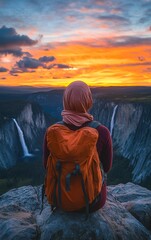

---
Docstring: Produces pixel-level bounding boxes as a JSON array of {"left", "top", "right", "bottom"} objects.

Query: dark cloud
[
  {"left": 0, "top": 77, "right": 6, "bottom": 80},
  {"left": 0, "top": 48, "right": 32, "bottom": 57},
  {"left": 0, "top": 26, "right": 38, "bottom": 48},
  {"left": 17, "top": 57, "right": 44, "bottom": 69},
  {"left": 16, "top": 56, "right": 70, "bottom": 70},
  {"left": 0, "top": 67, "right": 8, "bottom": 72},
  {"left": 10, "top": 55, "right": 71, "bottom": 75},
  {"left": 47, "top": 63, "right": 70, "bottom": 69},
  {"left": 39, "top": 56, "right": 55, "bottom": 62},
  {"left": 0, "top": 26, "right": 37, "bottom": 57},
  {"left": 55, "top": 64, "right": 70, "bottom": 69}
]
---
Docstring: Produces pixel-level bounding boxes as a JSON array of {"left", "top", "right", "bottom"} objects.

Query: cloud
[
  {"left": 10, "top": 66, "right": 35, "bottom": 75},
  {"left": 97, "top": 15, "right": 129, "bottom": 25},
  {"left": 39, "top": 56, "right": 55, "bottom": 62},
  {"left": 10, "top": 68, "right": 26, "bottom": 74},
  {"left": 10, "top": 56, "right": 44, "bottom": 75},
  {"left": 109, "top": 36, "right": 151, "bottom": 47},
  {"left": 106, "top": 61, "right": 151, "bottom": 69},
  {"left": 120, "top": 62, "right": 151, "bottom": 67},
  {"left": 0, "top": 67, "right": 8, "bottom": 72},
  {"left": 0, "top": 48, "right": 32, "bottom": 57},
  {"left": 0, "top": 26, "right": 37, "bottom": 57},
  {"left": 45, "top": 34, "right": 151, "bottom": 49},
  {"left": 10, "top": 55, "right": 70, "bottom": 75},
  {"left": 47, "top": 63, "right": 70, "bottom": 69},
  {"left": 54, "top": 64, "right": 70, "bottom": 69},
  {"left": 17, "top": 57, "right": 44, "bottom": 69},
  {"left": 0, "top": 26, "right": 38, "bottom": 48},
  {"left": 16, "top": 56, "right": 70, "bottom": 70}
]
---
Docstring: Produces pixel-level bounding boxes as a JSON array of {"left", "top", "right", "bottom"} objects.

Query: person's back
[{"left": 43, "top": 81, "right": 113, "bottom": 213}]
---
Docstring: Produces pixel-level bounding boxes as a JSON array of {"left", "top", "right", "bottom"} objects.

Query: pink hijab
[{"left": 61, "top": 81, "right": 93, "bottom": 126}]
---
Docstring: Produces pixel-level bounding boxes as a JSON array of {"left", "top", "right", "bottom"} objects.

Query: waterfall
[
  {"left": 110, "top": 105, "right": 118, "bottom": 136},
  {"left": 12, "top": 118, "right": 31, "bottom": 157}
]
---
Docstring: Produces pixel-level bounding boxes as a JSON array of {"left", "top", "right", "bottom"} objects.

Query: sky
[{"left": 0, "top": 0, "right": 151, "bottom": 87}]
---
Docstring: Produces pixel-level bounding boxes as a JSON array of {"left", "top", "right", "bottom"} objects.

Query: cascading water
[
  {"left": 12, "top": 118, "right": 32, "bottom": 157},
  {"left": 110, "top": 105, "right": 118, "bottom": 136}
]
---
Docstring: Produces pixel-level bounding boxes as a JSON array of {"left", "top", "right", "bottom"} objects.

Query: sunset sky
[{"left": 0, "top": 0, "right": 151, "bottom": 87}]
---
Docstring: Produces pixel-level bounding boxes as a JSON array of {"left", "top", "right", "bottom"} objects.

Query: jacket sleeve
[
  {"left": 96, "top": 125, "right": 113, "bottom": 173},
  {"left": 43, "top": 131, "right": 50, "bottom": 169}
]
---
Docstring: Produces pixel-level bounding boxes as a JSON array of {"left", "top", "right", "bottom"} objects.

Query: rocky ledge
[{"left": 0, "top": 182, "right": 151, "bottom": 240}]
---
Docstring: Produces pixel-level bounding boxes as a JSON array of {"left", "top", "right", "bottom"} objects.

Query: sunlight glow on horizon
[{"left": 1, "top": 43, "right": 151, "bottom": 87}]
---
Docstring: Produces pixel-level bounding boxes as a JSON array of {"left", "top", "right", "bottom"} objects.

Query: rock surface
[
  {"left": 0, "top": 182, "right": 151, "bottom": 240},
  {"left": 109, "top": 182, "right": 151, "bottom": 231},
  {"left": 92, "top": 100, "right": 151, "bottom": 183}
]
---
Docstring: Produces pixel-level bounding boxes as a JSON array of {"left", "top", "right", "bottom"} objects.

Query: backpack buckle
[{"left": 65, "top": 164, "right": 80, "bottom": 191}]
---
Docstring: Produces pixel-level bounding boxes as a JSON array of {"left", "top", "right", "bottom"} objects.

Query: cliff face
[
  {"left": 0, "top": 120, "right": 20, "bottom": 168},
  {"left": 17, "top": 103, "right": 47, "bottom": 152},
  {"left": 92, "top": 100, "right": 151, "bottom": 184},
  {"left": 0, "top": 183, "right": 151, "bottom": 240},
  {"left": 113, "top": 103, "right": 151, "bottom": 183},
  {"left": 0, "top": 103, "right": 49, "bottom": 169}
]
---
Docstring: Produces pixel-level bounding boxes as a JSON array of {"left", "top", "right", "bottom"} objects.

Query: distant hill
[
  {"left": 0, "top": 86, "right": 57, "bottom": 94},
  {"left": 0, "top": 85, "right": 151, "bottom": 95}
]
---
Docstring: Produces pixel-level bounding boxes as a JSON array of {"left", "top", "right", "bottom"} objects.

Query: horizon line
[{"left": 0, "top": 85, "right": 151, "bottom": 89}]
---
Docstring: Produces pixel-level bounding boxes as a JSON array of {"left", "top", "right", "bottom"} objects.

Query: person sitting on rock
[{"left": 43, "top": 81, "right": 113, "bottom": 214}]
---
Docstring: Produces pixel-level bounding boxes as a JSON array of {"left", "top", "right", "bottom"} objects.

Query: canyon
[{"left": 0, "top": 87, "right": 151, "bottom": 189}]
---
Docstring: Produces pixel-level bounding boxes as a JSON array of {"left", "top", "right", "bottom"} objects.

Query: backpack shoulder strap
[
  {"left": 56, "top": 120, "right": 101, "bottom": 129},
  {"left": 86, "top": 120, "right": 101, "bottom": 129}
]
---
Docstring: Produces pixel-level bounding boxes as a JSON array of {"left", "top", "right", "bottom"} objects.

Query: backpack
[{"left": 43, "top": 121, "right": 103, "bottom": 215}]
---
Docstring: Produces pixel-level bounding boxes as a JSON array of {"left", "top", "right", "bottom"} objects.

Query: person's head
[{"left": 63, "top": 81, "right": 93, "bottom": 113}]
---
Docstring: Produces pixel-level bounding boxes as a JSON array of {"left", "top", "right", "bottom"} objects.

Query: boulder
[
  {"left": 0, "top": 183, "right": 151, "bottom": 240},
  {"left": 109, "top": 182, "right": 151, "bottom": 231}
]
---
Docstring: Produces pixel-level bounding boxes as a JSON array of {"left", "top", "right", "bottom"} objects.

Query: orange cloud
[{"left": 0, "top": 41, "right": 151, "bottom": 87}]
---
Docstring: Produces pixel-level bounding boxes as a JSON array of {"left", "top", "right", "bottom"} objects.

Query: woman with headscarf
[{"left": 43, "top": 81, "right": 112, "bottom": 212}]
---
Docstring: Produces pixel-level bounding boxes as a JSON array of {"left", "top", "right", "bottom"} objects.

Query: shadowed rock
[
  {"left": 0, "top": 183, "right": 151, "bottom": 240},
  {"left": 109, "top": 182, "right": 151, "bottom": 231}
]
